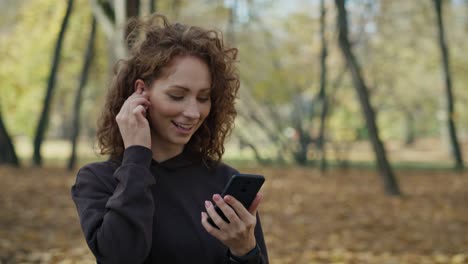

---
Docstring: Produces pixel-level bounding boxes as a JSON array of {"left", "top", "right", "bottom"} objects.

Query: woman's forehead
[{"left": 156, "top": 56, "right": 212, "bottom": 88}]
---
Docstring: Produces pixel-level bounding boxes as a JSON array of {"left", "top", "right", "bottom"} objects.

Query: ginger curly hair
[{"left": 96, "top": 14, "right": 239, "bottom": 164}]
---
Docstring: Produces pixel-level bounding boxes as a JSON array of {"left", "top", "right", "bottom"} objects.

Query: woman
[{"left": 71, "top": 14, "right": 269, "bottom": 264}]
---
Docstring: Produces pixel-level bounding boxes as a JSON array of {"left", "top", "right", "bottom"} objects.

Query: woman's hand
[
  {"left": 201, "top": 193, "right": 262, "bottom": 256},
  {"left": 116, "top": 87, "right": 152, "bottom": 149}
]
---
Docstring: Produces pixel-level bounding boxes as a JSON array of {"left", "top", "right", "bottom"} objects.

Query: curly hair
[{"left": 96, "top": 14, "right": 239, "bottom": 164}]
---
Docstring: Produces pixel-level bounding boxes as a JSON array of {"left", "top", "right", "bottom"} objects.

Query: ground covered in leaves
[{"left": 0, "top": 165, "right": 467, "bottom": 264}]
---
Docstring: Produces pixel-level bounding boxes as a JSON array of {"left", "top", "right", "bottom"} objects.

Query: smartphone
[{"left": 207, "top": 173, "right": 265, "bottom": 228}]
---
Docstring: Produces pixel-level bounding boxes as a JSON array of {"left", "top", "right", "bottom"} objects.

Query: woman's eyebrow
[
  {"left": 169, "top": 85, "right": 189, "bottom": 91},
  {"left": 170, "top": 85, "right": 211, "bottom": 92}
]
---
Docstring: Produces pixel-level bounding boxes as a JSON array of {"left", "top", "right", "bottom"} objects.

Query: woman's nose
[{"left": 183, "top": 100, "right": 201, "bottom": 119}]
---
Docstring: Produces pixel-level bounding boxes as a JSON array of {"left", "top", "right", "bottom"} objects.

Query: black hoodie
[{"left": 71, "top": 145, "right": 268, "bottom": 264}]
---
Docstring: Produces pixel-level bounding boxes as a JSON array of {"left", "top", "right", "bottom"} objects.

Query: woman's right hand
[{"left": 116, "top": 87, "right": 152, "bottom": 149}]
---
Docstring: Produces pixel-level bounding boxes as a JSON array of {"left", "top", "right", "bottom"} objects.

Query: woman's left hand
[{"left": 201, "top": 193, "right": 262, "bottom": 256}]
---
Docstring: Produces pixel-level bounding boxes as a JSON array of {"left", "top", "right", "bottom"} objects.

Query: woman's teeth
[{"left": 173, "top": 122, "right": 193, "bottom": 130}]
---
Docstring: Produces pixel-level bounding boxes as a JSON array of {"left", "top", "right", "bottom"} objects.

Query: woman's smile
[{"left": 171, "top": 121, "right": 196, "bottom": 134}]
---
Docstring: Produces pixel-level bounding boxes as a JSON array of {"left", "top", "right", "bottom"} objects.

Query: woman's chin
[{"left": 168, "top": 135, "right": 192, "bottom": 147}]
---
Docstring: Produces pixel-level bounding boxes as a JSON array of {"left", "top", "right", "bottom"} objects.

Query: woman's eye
[
  {"left": 169, "top": 95, "right": 184, "bottom": 101},
  {"left": 198, "top": 97, "right": 210, "bottom": 103}
]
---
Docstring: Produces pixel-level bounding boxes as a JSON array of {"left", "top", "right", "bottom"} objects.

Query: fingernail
[
  {"left": 224, "top": 195, "right": 231, "bottom": 202},
  {"left": 201, "top": 212, "right": 205, "bottom": 218},
  {"left": 205, "top": 201, "right": 211, "bottom": 208},
  {"left": 213, "top": 194, "right": 221, "bottom": 201}
]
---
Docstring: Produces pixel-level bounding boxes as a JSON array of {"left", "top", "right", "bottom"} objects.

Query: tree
[
  {"left": 433, "top": 0, "right": 464, "bottom": 170},
  {"left": 335, "top": 0, "right": 401, "bottom": 195},
  {"left": 243, "top": 1, "right": 318, "bottom": 164},
  {"left": 33, "top": 0, "right": 74, "bottom": 166},
  {"left": 90, "top": 0, "right": 150, "bottom": 60},
  {"left": 228, "top": 0, "right": 293, "bottom": 163},
  {"left": 151, "top": 0, "right": 156, "bottom": 13},
  {"left": 0, "top": 107, "right": 19, "bottom": 166},
  {"left": 68, "top": 17, "right": 97, "bottom": 170},
  {"left": 317, "top": 0, "right": 329, "bottom": 171}
]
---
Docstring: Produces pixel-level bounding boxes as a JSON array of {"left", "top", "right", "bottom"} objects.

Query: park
[{"left": 1, "top": 0, "right": 467, "bottom": 263}]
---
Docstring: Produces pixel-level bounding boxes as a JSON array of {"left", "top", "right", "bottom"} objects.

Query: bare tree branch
[{"left": 89, "top": 0, "right": 115, "bottom": 39}]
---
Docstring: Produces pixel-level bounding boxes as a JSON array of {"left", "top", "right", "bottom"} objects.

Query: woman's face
[{"left": 143, "top": 55, "right": 212, "bottom": 151}]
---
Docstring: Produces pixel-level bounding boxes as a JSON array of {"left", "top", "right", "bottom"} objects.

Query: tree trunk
[
  {"left": 294, "top": 128, "right": 311, "bottom": 165},
  {"left": 236, "top": 90, "right": 289, "bottom": 162},
  {"left": 291, "top": 95, "right": 313, "bottom": 165},
  {"left": 335, "top": 0, "right": 401, "bottom": 196},
  {"left": 33, "top": 0, "right": 74, "bottom": 166},
  {"left": 0, "top": 108, "right": 19, "bottom": 166},
  {"left": 127, "top": 0, "right": 141, "bottom": 18},
  {"left": 91, "top": 0, "right": 142, "bottom": 61},
  {"left": 433, "top": 0, "right": 464, "bottom": 170},
  {"left": 317, "top": 0, "right": 329, "bottom": 172},
  {"left": 150, "top": 0, "right": 156, "bottom": 13},
  {"left": 226, "top": 0, "right": 237, "bottom": 44},
  {"left": 114, "top": 0, "right": 129, "bottom": 58},
  {"left": 236, "top": 133, "right": 267, "bottom": 165},
  {"left": 68, "top": 17, "right": 97, "bottom": 170},
  {"left": 172, "top": 0, "right": 182, "bottom": 18},
  {"left": 139, "top": 0, "right": 151, "bottom": 17},
  {"left": 404, "top": 111, "right": 415, "bottom": 146}
]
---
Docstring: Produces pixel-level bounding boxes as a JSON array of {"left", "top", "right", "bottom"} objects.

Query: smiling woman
[
  {"left": 95, "top": 15, "right": 240, "bottom": 165},
  {"left": 70, "top": 13, "right": 269, "bottom": 264},
  {"left": 138, "top": 55, "right": 213, "bottom": 158}
]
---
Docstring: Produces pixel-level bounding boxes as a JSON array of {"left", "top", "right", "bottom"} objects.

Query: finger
[
  {"left": 129, "top": 91, "right": 150, "bottom": 100},
  {"left": 205, "top": 200, "right": 228, "bottom": 230},
  {"left": 201, "top": 211, "right": 223, "bottom": 239},
  {"left": 248, "top": 193, "right": 263, "bottom": 215},
  {"left": 130, "top": 88, "right": 149, "bottom": 100},
  {"left": 120, "top": 98, "right": 150, "bottom": 119},
  {"left": 127, "top": 97, "right": 151, "bottom": 109},
  {"left": 121, "top": 94, "right": 148, "bottom": 109},
  {"left": 224, "top": 194, "right": 262, "bottom": 222},
  {"left": 223, "top": 195, "right": 251, "bottom": 222},
  {"left": 138, "top": 90, "right": 150, "bottom": 100},
  {"left": 132, "top": 105, "right": 147, "bottom": 120},
  {"left": 213, "top": 194, "right": 240, "bottom": 225}
]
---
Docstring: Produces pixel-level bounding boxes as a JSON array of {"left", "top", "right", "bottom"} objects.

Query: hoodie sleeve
[
  {"left": 71, "top": 146, "right": 156, "bottom": 264},
  {"left": 254, "top": 213, "right": 269, "bottom": 264}
]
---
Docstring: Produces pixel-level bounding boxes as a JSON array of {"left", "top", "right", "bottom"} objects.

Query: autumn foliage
[{"left": 0, "top": 166, "right": 467, "bottom": 263}]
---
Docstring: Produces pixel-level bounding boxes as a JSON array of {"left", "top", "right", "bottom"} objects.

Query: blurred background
[{"left": 0, "top": 0, "right": 467, "bottom": 263}]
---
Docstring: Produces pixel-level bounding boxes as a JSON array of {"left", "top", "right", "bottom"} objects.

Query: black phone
[{"left": 207, "top": 173, "right": 265, "bottom": 229}]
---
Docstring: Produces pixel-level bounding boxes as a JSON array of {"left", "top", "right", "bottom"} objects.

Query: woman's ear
[{"left": 134, "top": 79, "right": 148, "bottom": 94}]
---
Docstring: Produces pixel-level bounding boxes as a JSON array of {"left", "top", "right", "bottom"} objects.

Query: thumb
[{"left": 248, "top": 193, "right": 262, "bottom": 215}]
